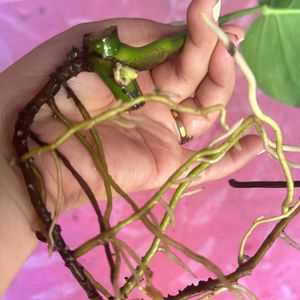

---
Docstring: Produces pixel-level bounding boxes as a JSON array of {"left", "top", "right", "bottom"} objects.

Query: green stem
[
  {"left": 113, "top": 31, "right": 186, "bottom": 70},
  {"left": 219, "top": 5, "right": 265, "bottom": 25},
  {"left": 263, "top": 7, "right": 300, "bottom": 15},
  {"left": 86, "top": 26, "right": 186, "bottom": 71},
  {"left": 88, "top": 56, "right": 143, "bottom": 109}
]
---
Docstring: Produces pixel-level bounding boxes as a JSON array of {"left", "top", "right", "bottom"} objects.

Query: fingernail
[
  {"left": 257, "top": 149, "right": 266, "bottom": 155},
  {"left": 213, "top": 0, "right": 222, "bottom": 22},
  {"left": 233, "top": 34, "right": 240, "bottom": 47},
  {"left": 225, "top": 33, "right": 240, "bottom": 48},
  {"left": 236, "top": 37, "right": 244, "bottom": 47}
]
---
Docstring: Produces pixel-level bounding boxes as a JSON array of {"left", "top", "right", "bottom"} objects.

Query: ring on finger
[{"left": 171, "top": 110, "right": 193, "bottom": 145}]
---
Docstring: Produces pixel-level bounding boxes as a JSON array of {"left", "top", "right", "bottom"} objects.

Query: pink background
[{"left": 1, "top": 1, "right": 300, "bottom": 299}]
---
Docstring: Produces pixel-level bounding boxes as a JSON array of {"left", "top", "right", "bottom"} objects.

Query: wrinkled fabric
[{"left": 2, "top": 1, "right": 300, "bottom": 299}]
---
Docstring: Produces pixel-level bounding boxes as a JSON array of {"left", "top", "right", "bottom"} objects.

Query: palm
[
  {"left": 4, "top": 13, "right": 260, "bottom": 213},
  {"left": 27, "top": 17, "right": 215, "bottom": 209},
  {"left": 31, "top": 70, "right": 189, "bottom": 209}
]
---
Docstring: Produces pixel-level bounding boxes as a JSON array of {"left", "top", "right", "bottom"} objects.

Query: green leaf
[{"left": 241, "top": 7, "right": 300, "bottom": 107}]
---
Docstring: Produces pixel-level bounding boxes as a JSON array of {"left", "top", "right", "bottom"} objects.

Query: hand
[{"left": 0, "top": 0, "right": 262, "bottom": 295}]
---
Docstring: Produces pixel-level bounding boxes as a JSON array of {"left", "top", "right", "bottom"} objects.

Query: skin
[{"left": 0, "top": 0, "right": 263, "bottom": 296}]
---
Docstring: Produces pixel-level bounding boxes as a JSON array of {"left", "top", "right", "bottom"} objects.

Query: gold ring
[{"left": 171, "top": 110, "right": 193, "bottom": 145}]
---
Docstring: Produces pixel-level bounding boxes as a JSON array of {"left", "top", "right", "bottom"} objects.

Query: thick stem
[
  {"left": 85, "top": 26, "right": 186, "bottom": 70},
  {"left": 13, "top": 54, "right": 102, "bottom": 300}
]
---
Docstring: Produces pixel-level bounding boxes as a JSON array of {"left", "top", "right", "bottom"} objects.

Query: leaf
[{"left": 241, "top": 6, "right": 300, "bottom": 107}]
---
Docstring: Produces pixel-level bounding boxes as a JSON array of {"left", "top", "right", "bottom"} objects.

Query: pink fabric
[{"left": 2, "top": 1, "right": 300, "bottom": 299}]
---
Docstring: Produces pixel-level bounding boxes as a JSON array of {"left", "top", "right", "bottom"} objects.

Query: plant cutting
[{"left": 3, "top": 0, "right": 300, "bottom": 299}]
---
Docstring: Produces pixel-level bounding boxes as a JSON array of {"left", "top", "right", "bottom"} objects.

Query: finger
[
  {"left": 170, "top": 31, "right": 242, "bottom": 141},
  {"left": 192, "top": 31, "right": 238, "bottom": 129},
  {"left": 194, "top": 25, "right": 244, "bottom": 110},
  {"left": 180, "top": 135, "right": 263, "bottom": 184},
  {"left": 200, "top": 135, "right": 263, "bottom": 183},
  {"left": 221, "top": 24, "right": 244, "bottom": 44},
  {"left": 151, "top": 0, "right": 218, "bottom": 101}
]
